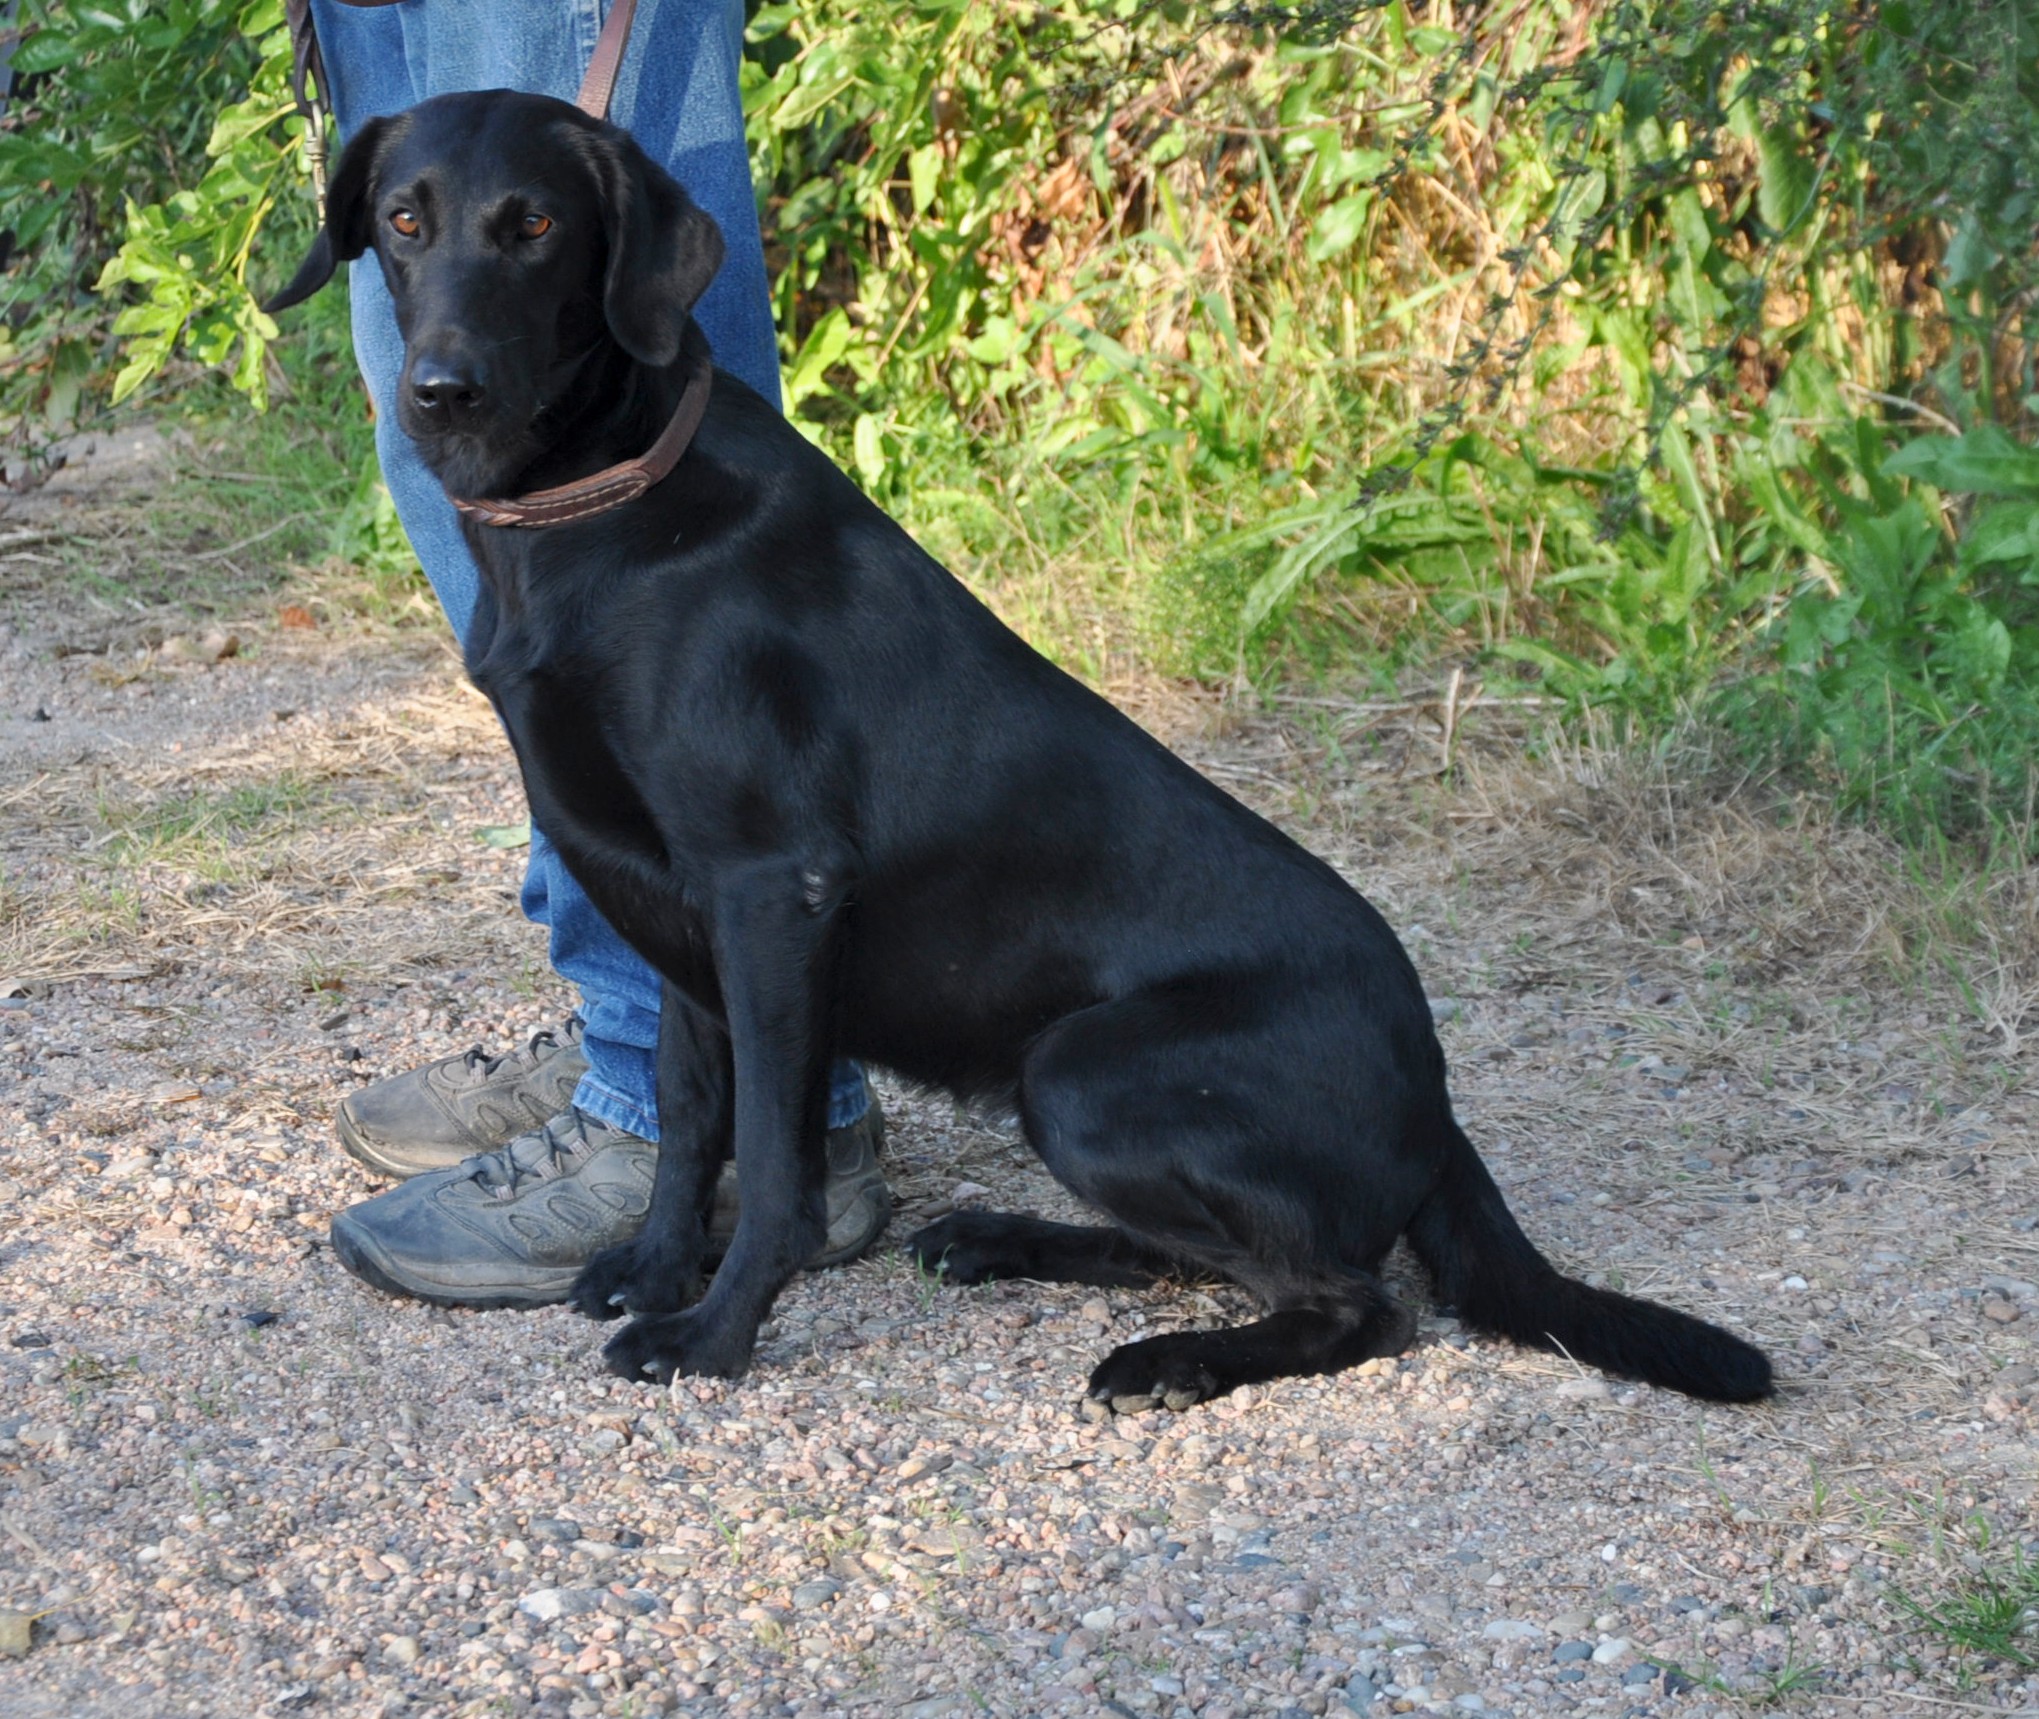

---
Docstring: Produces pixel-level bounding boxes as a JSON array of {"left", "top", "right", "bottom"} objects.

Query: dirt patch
[{"left": 2, "top": 507, "right": 2037, "bottom": 1719}]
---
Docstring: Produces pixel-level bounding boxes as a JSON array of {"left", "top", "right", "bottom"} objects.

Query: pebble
[
  {"left": 382, "top": 1634, "right": 421, "bottom": 1667},
  {"left": 518, "top": 1588, "right": 604, "bottom": 1622},
  {"left": 1552, "top": 1641, "right": 1594, "bottom": 1663},
  {"left": 1482, "top": 1619, "right": 1541, "bottom": 1639},
  {"left": 0, "top": 1609, "right": 30, "bottom": 1659},
  {"left": 1591, "top": 1636, "right": 1632, "bottom": 1664},
  {"left": 527, "top": 1516, "right": 580, "bottom": 1543},
  {"left": 791, "top": 1579, "right": 842, "bottom": 1611}
]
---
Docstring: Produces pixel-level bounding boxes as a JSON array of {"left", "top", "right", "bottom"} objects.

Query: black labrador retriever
[{"left": 269, "top": 90, "right": 1771, "bottom": 1411}]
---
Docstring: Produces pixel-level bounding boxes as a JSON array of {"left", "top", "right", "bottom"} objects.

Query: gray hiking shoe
[
  {"left": 331, "top": 1095, "right": 892, "bottom": 1309},
  {"left": 331, "top": 1107, "right": 654, "bottom": 1310},
  {"left": 707, "top": 1098, "right": 891, "bottom": 1269},
  {"left": 337, "top": 1017, "right": 587, "bottom": 1180}
]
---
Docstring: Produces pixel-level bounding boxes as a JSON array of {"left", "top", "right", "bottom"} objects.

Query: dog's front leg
[
  {"left": 601, "top": 858, "right": 837, "bottom": 1382},
  {"left": 572, "top": 981, "right": 731, "bottom": 1321}
]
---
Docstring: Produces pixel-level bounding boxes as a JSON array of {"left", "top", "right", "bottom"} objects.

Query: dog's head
[{"left": 267, "top": 90, "right": 724, "bottom": 492}]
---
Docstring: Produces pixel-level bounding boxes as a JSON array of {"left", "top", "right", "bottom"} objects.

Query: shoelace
[
  {"left": 455, "top": 1017, "right": 583, "bottom": 1084},
  {"left": 468, "top": 1110, "right": 591, "bottom": 1200}
]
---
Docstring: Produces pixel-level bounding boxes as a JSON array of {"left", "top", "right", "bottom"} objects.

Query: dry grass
[{"left": 0, "top": 635, "right": 524, "bottom": 996}]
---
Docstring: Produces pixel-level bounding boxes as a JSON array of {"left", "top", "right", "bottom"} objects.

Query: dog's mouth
[
  {"left": 394, "top": 332, "right": 606, "bottom": 493},
  {"left": 395, "top": 395, "right": 541, "bottom": 503}
]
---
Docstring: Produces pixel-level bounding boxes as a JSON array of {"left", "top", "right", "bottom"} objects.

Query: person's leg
[{"left": 311, "top": 0, "right": 868, "bottom": 1142}]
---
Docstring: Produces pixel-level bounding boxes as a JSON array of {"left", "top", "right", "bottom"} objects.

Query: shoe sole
[
  {"left": 329, "top": 1209, "right": 578, "bottom": 1311},
  {"left": 333, "top": 1189, "right": 891, "bottom": 1312}
]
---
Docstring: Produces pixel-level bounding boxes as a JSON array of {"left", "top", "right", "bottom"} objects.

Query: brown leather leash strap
[
  {"left": 450, "top": 0, "right": 716, "bottom": 530},
  {"left": 574, "top": 0, "right": 637, "bottom": 121}
]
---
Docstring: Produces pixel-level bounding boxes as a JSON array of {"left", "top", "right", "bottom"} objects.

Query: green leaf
[
  {"left": 965, "top": 314, "right": 1018, "bottom": 365},
  {"left": 1960, "top": 503, "right": 2039, "bottom": 574},
  {"left": 1744, "top": 464, "right": 1832, "bottom": 561},
  {"left": 784, "top": 308, "right": 853, "bottom": 409},
  {"left": 907, "top": 144, "right": 941, "bottom": 216},
  {"left": 1490, "top": 637, "right": 1605, "bottom": 697},
  {"left": 1756, "top": 125, "right": 1814, "bottom": 234},
  {"left": 772, "top": 65, "right": 857, "bottom": 131},
  {"left": 11, "top": 31, "right": 81, "bottom": 74},
  {"left": 852, "top": 412, "right": 886, "bottom": 489},
  {"left": 1885, "top": 426, "right": 2039, "bottom": 499},
  {"left": 1305, "top": 191, "right": 1371, "bottom": 262}
]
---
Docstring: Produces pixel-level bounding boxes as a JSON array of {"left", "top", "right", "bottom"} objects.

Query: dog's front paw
[
  {"left": 570, "top": 1240, "right": 693, "bottom": 1322},
  {"left": 1085, "top": 1334, "right": 1223, "bottom": 1416},
  {"left": 602, "top": 1308, "right": 756, "bottom": 1384}
]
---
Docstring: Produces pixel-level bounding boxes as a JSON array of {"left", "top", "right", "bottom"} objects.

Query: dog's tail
[{"left": 1404, "top": 1118, "right": 1772, "bottom": 1402}]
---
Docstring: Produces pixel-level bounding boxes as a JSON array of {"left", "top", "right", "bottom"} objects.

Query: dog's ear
[
  {"left": 263, "top": 115, "right": 392, "bottom": 312},
  {"left": 596, "top": 132, "right": 725, "bottom": 368}
]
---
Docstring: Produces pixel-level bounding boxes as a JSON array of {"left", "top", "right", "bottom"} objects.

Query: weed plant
[
  {"left": 9, "top": 0, "right": 2039, "bottom": 844},
  {"left": 1894, "top": 1546, "right": 2039, "bottom": 1670},
  {"left": 738, "top": 0, "right": 2039, "bottom": 839}
]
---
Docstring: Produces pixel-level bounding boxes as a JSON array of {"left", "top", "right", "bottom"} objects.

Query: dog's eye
[
  {"left": 520, "top": 213, "right": 553, "bottom": 239},
  {"left": 389, "top": 209, "right": 420, "bottom": 237}
]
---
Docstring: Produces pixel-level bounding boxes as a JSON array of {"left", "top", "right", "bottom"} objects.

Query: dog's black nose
[{"left": 409, "top": 359, "right": 487, "bottom": 421}]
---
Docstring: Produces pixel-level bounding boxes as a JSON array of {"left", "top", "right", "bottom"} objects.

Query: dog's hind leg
[
  {"left": 1084, "top": 1282, "right": 1415, "bottom": 1412},
  {"left": 571, "top": 981, "right": 730, "bottom": 1321},
  {"left": 908, "top": 1209, "right": 1176, "bottom": 1289},
  {"left": 1011, "top": 982, "right": 1432, "bottom": 1411}
]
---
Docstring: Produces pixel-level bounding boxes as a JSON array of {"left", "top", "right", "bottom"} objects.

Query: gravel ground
[{"left": 4, "top": 449, "right": 2039, "bottom": 1718}]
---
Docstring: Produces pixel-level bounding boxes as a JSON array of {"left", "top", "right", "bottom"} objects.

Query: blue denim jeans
[{"left": 310, "top": 0, "right": 867, "bottom": 1137}]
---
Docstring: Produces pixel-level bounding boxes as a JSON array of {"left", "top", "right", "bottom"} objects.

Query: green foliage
[
  {"left": 736, "top": 0, "right": 2039, "bottom": 837},
  {"left": 0, "top": 0, "right": 308, "bottom": 444},
  {"left": 14, "top": 0, "right": 2039, "bottom": 847},
  {"left": 1721, "top": 419, "right": 2039, "bottom": 838},
  {"left": 92, "top": 0, "right": 308, "bottom": 408}
]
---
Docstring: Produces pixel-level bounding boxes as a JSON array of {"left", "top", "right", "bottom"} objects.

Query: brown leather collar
[
  {"left": 447, "top": 0, "right": 716, "bottom": 531},
  {"left": 450, "top": 344, "right": 712, "bottom": 528}
]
